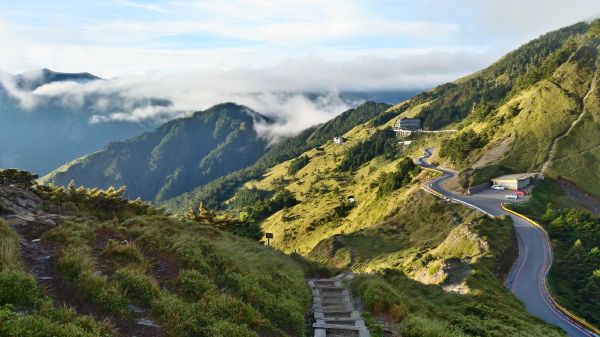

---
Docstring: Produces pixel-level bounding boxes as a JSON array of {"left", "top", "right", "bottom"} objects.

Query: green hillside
[
  {"left": 386, "top": 20, "right": 600, "bottom": 199},
  {"left": 41, "top": 103, "right": 272, "bottom": 202},
  {"left": 0, "top": 170, "right": 312, "bottom": 337},
  {"left": 163, "top": 101, "right": 391, "bottom": 210}
]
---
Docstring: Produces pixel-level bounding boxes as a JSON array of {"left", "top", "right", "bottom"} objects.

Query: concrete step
[{"left": 313, "top": 323, "right": 361, "bottom": 331}]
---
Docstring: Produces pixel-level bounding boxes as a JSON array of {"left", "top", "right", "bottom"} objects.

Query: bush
[
  {"left": 116, "top": 268, "right": 160, "bottom": 306},
  {"left": 56, "top": 246, "right": 92, "bottom": 280},
  {"left": 0, "top": 221, "right": 22, "bottom": 272},
  {"left": 399, "top": 315, "right": 467, "bottom": 337},
  {"left": 375, "top": 157, "right": 420, "bottom": 195},
  {"left": 204, "top": 321, "right": 259, "bottom": 337},
  {"left": 78, "top": 271, "right": 129, "bottom": 318},
  {"left": 351, "top": 275, "right": 407, "bottom": 322},
  {"left": 0, "top": 271, "right": 44, "bottom": 308},
  {"left": 0, "top": 169, "right": 38, "bottom": 190},
  {"left": 101, "top": 241, "right": 146, "bottom": 268},
  {"left": 440, "top": 130, "right": 487, "bottom": 164},
  {"left": 177, "top": 269, "right": 217, "bottom": 300}
]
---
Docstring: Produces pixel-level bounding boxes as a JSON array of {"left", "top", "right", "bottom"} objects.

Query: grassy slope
[
  {"left": 0, "top": 219, "right": 114, "bottom": 337},
  {"left": 351, "top": 217, "right": 566, "bottom": 337},
  {"left": 1, "top": 185, "right": 312, "bottom": 337},
  {"left": 548, "top": 58, "right": 600, "bottom": 195},
  {"left": 235, "top": 102, "right": 564, "bottom": 335}
]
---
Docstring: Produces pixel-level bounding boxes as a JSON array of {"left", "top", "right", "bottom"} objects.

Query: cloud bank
[{"left": 0, "top": 49, "right": 494, "bottom": 139}]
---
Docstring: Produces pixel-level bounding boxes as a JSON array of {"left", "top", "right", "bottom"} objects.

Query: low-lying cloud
[{"left": 1, "top": 50, "right": 496, "bottom": 139}]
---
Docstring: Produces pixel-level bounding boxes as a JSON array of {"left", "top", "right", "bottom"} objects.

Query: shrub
[
  {"left": 350, "top": 275, "right": 406, "bottom": 321},
  {"left": 0, "top": 169, "right": 38, "bottom": 189},
  {"left": 101, "top": 241, "right": 146, "bottom": 268},
  {"left": 56, "top": 246, "right": 92, "bottom": 280},
  {"left": 399, "top": 315, "right": 467, "bottom": 337},
  {"left": 204, "top": 321, "right": 259, "bottom": 337},
  {"left": 78, "top": 271, "right": 129, "bottom": 318},
  {"left": 440, "top": 130, "right": 487, "bottom": 164},
  {"left": 116, "top": 268, "right": 160, "bottom": 306},
  {"left": 0, "top": 221, "right": 22, "bottom": 272},
  {"left": 177, "top": 269, "right": 217, "bottom": 300},
  {"left": 0, "top": 271, "right": 44, "bottom": 308},
  {"left": 339, "top": 128, "right": 398, "bottom": 171}
]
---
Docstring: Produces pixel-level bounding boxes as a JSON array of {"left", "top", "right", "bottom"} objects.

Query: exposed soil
[{"left": 149, "top": 252, "right": 181, "bottom": 288}]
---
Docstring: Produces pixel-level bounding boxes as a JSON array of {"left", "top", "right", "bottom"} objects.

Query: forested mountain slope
[
  {"left": 42, "top": 103, "right": 272, "bottom": 201},
  {"left": 387, "top": 20, "right": 600, "bottom": 198},
  {"left": 163, "top": 101, "right": 391, "bottom": 210}
]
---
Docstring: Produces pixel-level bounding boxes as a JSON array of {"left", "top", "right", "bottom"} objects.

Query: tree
[{"left": 0, "top": 169, "right": 38, "bottom": 190}]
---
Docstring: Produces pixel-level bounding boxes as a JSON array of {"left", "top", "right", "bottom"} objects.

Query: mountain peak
[{"left": 16, "top": 68, "right": 101, "bottom": 91}]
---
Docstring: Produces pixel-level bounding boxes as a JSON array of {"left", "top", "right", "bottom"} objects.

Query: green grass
[
  {"left": 0, "top": 219, "right": 113, "bottom": 337},
  {"left": 510, "top": 179, "right": 585, "bottom": 219},
  {"left": 351, "top": 217, "right": 566, "bottom": 337},
  {"left": 0, "top": 221, "right": 22, "bottom": 272},
  {"left": 41, "top": 213, "right": 311, "bottom": 337}
]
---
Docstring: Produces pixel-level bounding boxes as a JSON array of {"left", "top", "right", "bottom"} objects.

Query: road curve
[{"left": 417, "top": 147, "right": 596, "bottom": 337}]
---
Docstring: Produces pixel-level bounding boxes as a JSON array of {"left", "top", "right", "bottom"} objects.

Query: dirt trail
[
  {"left": 540, "top": 56, "right": 598, "bottom": 174},
  {"left": 0, "top": 185, "right": 164, "bottom": 337}
]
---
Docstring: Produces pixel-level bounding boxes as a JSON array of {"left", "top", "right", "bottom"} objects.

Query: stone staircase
[{"left": 309, "top": 273, "right": 370, "bottom": 337}]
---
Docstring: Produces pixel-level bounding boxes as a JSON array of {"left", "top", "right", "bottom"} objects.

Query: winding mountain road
[{"left": 417, "top": 147, "right": 597, "bottom": 337}]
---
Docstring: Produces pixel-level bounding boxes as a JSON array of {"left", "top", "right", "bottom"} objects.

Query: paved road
[{"left": 417, "top": 147, "right": 596, "bottom": 337}]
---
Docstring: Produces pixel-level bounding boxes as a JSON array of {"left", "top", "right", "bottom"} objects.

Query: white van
[
  {"left": 505, "top": 194, "right": 518, "bottom": 200},
  {"left": 491, "top": 185, "right": 505, "bottom": 191}
]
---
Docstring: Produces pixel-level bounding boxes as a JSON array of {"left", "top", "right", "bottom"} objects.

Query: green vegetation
[
  {"left": 387, "top": 22, "right": 589, "bottom": 129},
  {"left": 374, "top": 157, "right": 420, "bottom": 195},
  {"left": 42, "top": 103, "right": 272, "bottom": 202},
  {"left": 351, "top": 217, "right": 565, "bottom": 337},
  {"left": 287, "top": 155, "right": 310, "bottom": 175},
  {"left": 440, "top": 130, "right": 488, "bottom": 166},
  {"left": 0, "top": 168, "right": 313, "bottom": 337},
  {"left": 163, "top": 102, "right": 390, "bottom": 210},
  {"left": 512, "top": 189, "right": 600, "bottom": 326},
  {"left": 0, "top": 220, "right": 113, "bottom": 337},
  {"left": 0, "top": 169, "right": 38, "bottom": 189},
  {"left": 339, "top": 128, "right": 397, "bottom": 171}
]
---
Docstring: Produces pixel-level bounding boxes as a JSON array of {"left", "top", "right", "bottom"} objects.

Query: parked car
[
  {"left": 505, "top": 194, "right": 518, "bottom": 200},
  {"left": 515, "top": 190, "right": 528, "bottom": 196},
  {"left": 491, "top": 185, "right": 505, "bottom": 190}
]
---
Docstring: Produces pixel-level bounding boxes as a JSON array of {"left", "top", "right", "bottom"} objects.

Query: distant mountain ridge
[
  {"left": 0, "top": 68, "right": 159, "bottom": 174},
  {"left": 14, "top": 68, "right": 100, "bottom": 91},
  {"left": 42, "top": 103, "right": 273, "bottom": 201}
]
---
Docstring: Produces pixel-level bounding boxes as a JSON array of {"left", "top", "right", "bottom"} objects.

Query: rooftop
[{"left": 492, "top": 173, "right": 538, "bottom": 181}]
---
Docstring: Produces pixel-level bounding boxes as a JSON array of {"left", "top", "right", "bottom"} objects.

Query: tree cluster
[
  {"left": 542, "top": 205, "right": 600, "bottom": 324},
  {"left": 288, "top": 155, "right": 310, "bottom": 175},
  {"left": 374, "top": 157, "right": 421, "bottom": 196},
  {"left": 339, "top": 128, "right": 397, "bottom": 171},
  {"left": 0, "top": 169, "right": 38, "bottom": 190},
  {"left": 440, "top": 130, "right": 488, "bottom": 165}
]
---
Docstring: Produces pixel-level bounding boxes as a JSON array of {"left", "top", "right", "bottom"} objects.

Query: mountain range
[
  {"left": 0, "top": 69, "right": 159, "bottom": 174},
  {"left": 2, "top": 18, "right": 600, "bottom": 337}
]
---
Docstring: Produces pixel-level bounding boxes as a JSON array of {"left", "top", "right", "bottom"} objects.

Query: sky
[{"left": 1, "top": 0, "right": 599, "bottom": 137}]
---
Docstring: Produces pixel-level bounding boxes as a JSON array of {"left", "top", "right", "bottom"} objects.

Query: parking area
[{"left": 472, "top": 186, "right": 531, "bottom": 203}]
